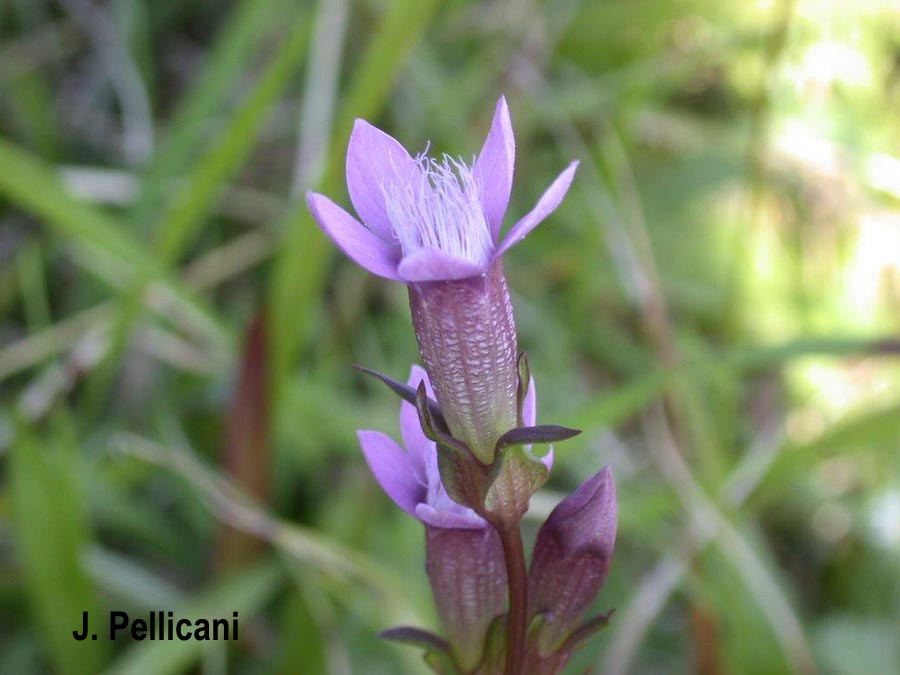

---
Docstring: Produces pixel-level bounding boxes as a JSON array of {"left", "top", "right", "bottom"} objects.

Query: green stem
[{"left": 498, "top": 523, "right": 528, "bottom": 675}]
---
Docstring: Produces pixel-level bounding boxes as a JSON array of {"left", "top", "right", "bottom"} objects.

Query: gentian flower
[
  {"left": 525, "top": 467, "right": 617, "bottom": 673},
  {"left": 357, "top": 365, "right": 552, "bottom": 669},
  {"left": 310, "top": 97, "right": 613, "bottom": 674},
  {"left": 309, "top": 97, "right": 578, "bottom": 461},
  {"left": 357, "top": 365, "right": 487, "bottom": 530}
]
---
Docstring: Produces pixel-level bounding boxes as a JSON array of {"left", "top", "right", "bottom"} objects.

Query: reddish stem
[{"left": 498, "top": 524, "right": 528, "bottom": 675}]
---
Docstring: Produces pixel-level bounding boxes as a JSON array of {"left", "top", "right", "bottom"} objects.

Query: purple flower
[
  {"left": 359, "top": 365, "right": 551, "bottom": 669},
  {"left": 309, "top": 98, "right": 578, "bottom": 458},
  {"left": 356, "top": 365, "right": 551, "bottom": 529},
  {"left": 527, "top": 467, "right": 617, "bottom": 657},
  {"left": 306, "top": 96, "right": 578, "bottom": 284}
]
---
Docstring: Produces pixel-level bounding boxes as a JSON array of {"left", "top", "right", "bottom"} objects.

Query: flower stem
[{"left": 497, "top": 523, "right": 528, "bottom": 675}]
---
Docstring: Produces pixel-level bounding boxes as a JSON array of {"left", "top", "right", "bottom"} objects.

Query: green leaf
[
  {"left": 154, "top": 10, "right": 311, "bottom": 263},
  {"left": 10, "top": 427, "right": 108, "bottom": 675},
  {"left": 0, "top": 138, "right": 230, "bottom": 348},
  {"left": 128, "top": 0, "right": 288, "bottom": 232}
]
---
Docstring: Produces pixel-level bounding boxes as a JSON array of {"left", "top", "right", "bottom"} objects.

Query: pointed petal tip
[
  {"left": 350, "top": 117, "right": 378, "bottom": 136},
  {"left": 494, "top": 93, "right": 511, "bottom": 119},
  {"left": 546, "top": 464, "right": 617, "bottom": 555},
  {"left": 407, "top": 363, "right": 427, "bottom": 384},
  {"left": 406, "top": 364, "right": 433, "bottom": 394},
  {"left": 494, "top": 159, "right": 579, "bottom": 258},
  {"left": 475, "top": 96, "right": 516, "bottom": 239}
]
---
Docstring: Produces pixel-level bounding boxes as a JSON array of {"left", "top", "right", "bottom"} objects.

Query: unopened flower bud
[{"left": 527, "top": 467, "right": 617, "bottom": 653}]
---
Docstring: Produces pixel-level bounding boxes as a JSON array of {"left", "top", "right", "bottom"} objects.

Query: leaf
[
  {"left": 10, "top": 427, "right": 108, "bottom": 675},
  {"left": 380, "top": 626, "right": 451, "bottom": 652},
  {"left": 435, "top": 445, "right": 491, "bottom": 515},
  {"left": 474, "top": 614, "right": 509, "bottom": 674},
  {"left": 154, "top": 9, "right": 311, "bottom": 263},
  {"left": 128, "top": 0, "right": 288, "bottom": 232},
  {"left": 0, "top": 138, "right": 230, "bottom": 349}
]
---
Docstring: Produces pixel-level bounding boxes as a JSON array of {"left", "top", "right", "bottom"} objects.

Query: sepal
[
  {"left": 413, "top": 382, "right": 493, "bottom": 513},
  {"left": 414, "top": 382, "right": 477, "bottom": 459},
  {"left": 472, "top": 614, "right": 508, "bottom": 675},
  {"left": 556, "top": 610, "right": 614, "bottom": 655},
  {"left": 484, "top": 447, "right": 550, "bottom": 525},
  {"left": 494, "top": 424, "right": 580, "bottom": 451},
  {"left": 380, "top": 626, "right": 462, "bottom": 674},
  {"left": 436, "top": 445, "right": 491, "bottom": 514},
  {"left": 355, "top": 365, "right": 448, "bottom": 431}
]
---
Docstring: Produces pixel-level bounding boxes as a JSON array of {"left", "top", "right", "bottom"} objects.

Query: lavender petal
[
  {"left": 495, "top": 161, "right": 579, "bottom": 258},
  {"left": 401, "top": 365, "right": 435, "bottom": 485},
  {"left": 346, "top": 119, "right": 417, "bottom": 241},
  {"left": 356, "top": 430, "right": 425, "bottom": 515},
  {"left": 307, "top": 192, "right": 401, "bottom": 280},
  {"left": 474, "top": 96, "right": 515, "bottom": 241}
]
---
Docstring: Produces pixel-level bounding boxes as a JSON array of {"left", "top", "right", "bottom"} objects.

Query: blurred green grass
[{"left": 1, "top": 0, "right": 899, "bottom": 673}]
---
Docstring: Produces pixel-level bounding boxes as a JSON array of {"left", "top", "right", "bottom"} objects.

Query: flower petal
[
  {"left": 307, "top": 192, "right": 401, "bottom": 280},
  {"left": 474, "top": 96, "right": 515, "bottom": 241},
  {"left": 521, "top": 375, "right": 552, "bottom": 469},
  {"left": 401, "top": 364, "right": 435, "bottom": 484},
  {"left": 346, "top": 119, "right": 417, "bottom": 241},
  {"left": 523, "top": 375, "right": 537, "bottom": 427},
  {"left": 416, "top": 503, "right": 487, "bottom": 530},
  {"left": 357, "top": 430, "right": 424, "bottom": 515},
  {"left": 398, "top": 247, "right": 485, "bottom": 282},
  {"left": 494, "top": 161, "right": 579, "bottom": 258},
  {"left": 541, "top": 446, "right": 555, "bottom": 472}
]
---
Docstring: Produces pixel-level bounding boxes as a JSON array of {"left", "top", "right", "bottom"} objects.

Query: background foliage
[{"left": 1, "top": 0, "right": 899, "bottom": 673}]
